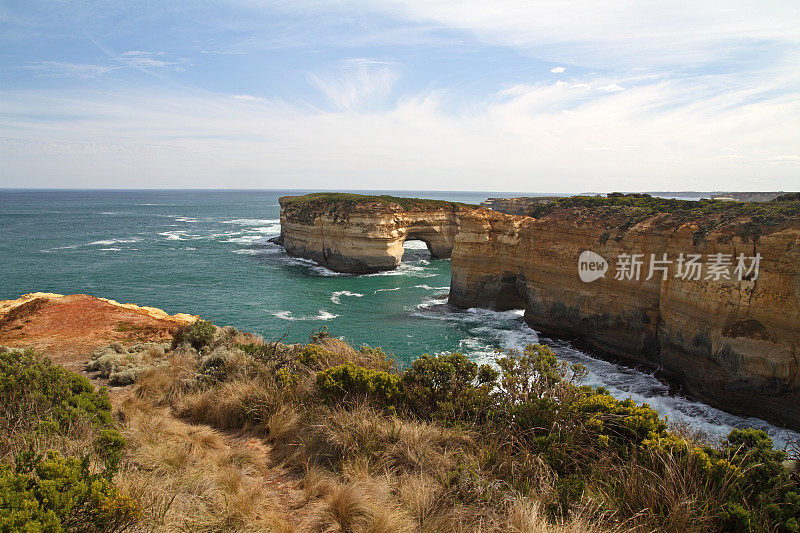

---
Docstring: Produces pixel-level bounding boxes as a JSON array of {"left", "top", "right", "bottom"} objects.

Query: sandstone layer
[
  {"left": 449, "top": 206, "right": 800, "bottom": 429},
  {"left": 277, "top": 194, "right": 474, "bottom": 273}
]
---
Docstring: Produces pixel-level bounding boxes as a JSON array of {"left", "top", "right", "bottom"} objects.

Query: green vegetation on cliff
[
  {"left": 527, "top": 192, "right": 800, "bottom": 241},
  {"left": 281, "top": 192, "right": 476, "bottom": 219},
  {"left": 141, "top": 325, "right": 800, "bottom": 530}
]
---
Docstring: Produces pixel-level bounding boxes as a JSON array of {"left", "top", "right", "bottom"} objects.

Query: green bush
[
  {"left": 0, "top": 451, "right": 140, "bottom": 532},
  {"left": 171, "top": 319, "right": 216, "bottom": 350},
  {"left": 526, "top": 193, "right": 800, "bottom": 239},
  {"left": 401, "top": 353, "right": 494, "bottom": 420},
  {"left": 720, "top": 429, "right": 800, "bottom": 530},
  {"left": 0, "top": 348, "right": 139, "bottom": 531},
  {"left": 0, "top": 348, "right": 114, "bottom": 439},
  {"left": 494, "top": 344, "right": 587, "bottom": 435},
  {"left": 316, "top": 362, "right": 403, "bottom": 407},
  {"left": 574, "top": 392, "right": 668, "bottom": 449},
  {"left": 310, "top": 326, "right": 330, "bottom": 343},
  {"left": 298, "top": 344, "right": 329, "bottom": 368}
]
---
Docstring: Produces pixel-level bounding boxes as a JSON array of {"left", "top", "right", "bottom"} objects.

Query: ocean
[{"left": 2, "top": 189, "right": 798, "bottom": 447}]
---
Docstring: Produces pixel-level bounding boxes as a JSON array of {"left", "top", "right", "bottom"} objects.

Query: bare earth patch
[{"left": 0, "top": 292, "right": 196, "bottom": 372}]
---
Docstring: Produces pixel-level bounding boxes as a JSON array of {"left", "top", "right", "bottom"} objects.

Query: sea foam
[
  {"left": 330, "top": 291, "right": 364, "bottom": 304},
  {"left": 272, "top": 310, "right": 339, "bottom": 321}
]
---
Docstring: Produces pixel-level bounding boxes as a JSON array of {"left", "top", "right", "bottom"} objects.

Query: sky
[{"left": 1, "top": 1, "right": 799, "bottom": 192}]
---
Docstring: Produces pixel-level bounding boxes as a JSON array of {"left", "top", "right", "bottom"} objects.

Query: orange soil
[{"left": 0, "top": 292, "right": 197, "bottom": 372}]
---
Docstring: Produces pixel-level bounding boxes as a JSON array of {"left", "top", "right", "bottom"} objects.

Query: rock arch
[{"left": 277, "top": 196, "right": 464, "bottom": 274}]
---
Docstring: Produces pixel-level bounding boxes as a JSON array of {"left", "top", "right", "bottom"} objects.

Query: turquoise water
[{"left": 2, "top": 189, "right": 798, "bottom": 447}]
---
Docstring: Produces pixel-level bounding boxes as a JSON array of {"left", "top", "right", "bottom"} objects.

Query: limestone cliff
[
  {"left": 276, "top": 193, "right": 475, "bottom": 273},
  {"left": 450, "top": 200, "right": 800, "bottom": 429},
  {"left": 276, "top": 192, "right": 800, "bottom": 429}
]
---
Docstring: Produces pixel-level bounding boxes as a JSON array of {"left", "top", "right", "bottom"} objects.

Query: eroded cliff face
[
  {"left": 450, "top": 208, "right": 800, "bottom": 429},
  {"left": 277, "top": 195, "right": 470, "bottom": 273},
  {"left": 276, "top": 193, "right": 800, "bottom": 428}
]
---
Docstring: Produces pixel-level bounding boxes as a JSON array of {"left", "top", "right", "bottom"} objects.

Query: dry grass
[
  {"left": 590, "top": 447, "right": 740, "bottom": 533},
  {"left": 314, "top": 337, "right": 394, "bottom": 371},
  {"left": 92, "top": 333, "right": 627, "bottom": 532},
  {"left": 134, "top": 345, "right": 200, "bottom": 405},
  {"left": 305, "top": 405, "right": 471, "bottom": 474},
  {"left": 177, "top": 378, "right": 273, "bottom": 430},
  {"left": 506, "top": 500, "right": 605, "bottom": 533},
  {"left": 86, "top": 341, "right": 171, "bottom": 385},
  {"left": 305, "top": 480, "right": 416, "bottom": 533},
  {"left": 117, "top": 399, "right": 297, "bottom": 532}
]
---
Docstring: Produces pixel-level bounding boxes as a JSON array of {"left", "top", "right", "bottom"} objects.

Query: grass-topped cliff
[
  {"left": 280, "top": 193, "right": 478, "bottom": 223},
  {"left": 527, "top": 192, "right": 800, "bottom": 242},
  {"left": 3, "top": 316, "right": 799, "bottom": 532}
]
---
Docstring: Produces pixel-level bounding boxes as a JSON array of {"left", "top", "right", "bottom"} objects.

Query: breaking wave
[
  {"left": 330, "top": 291, "right": 364, "bottom": 304},
  {"left": 271, "top": 310, "right": 339, "bottom": 321}
]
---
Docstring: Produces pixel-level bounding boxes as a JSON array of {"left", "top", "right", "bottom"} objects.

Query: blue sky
[{"left": 1, "top": 1, "right": 798, "bottom": 191}]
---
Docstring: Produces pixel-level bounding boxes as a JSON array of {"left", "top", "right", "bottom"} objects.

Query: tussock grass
[
  {"left": 117, "top": 400, "right": 291, "bottom": 532},
  {"left": 177, "top": 378, "right": 273, "bottom": 430}
]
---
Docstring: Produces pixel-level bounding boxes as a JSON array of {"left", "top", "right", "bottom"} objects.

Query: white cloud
[
  {"left": 2, "top": 76, "right": 798, "bottom": 191},
  {"left": 356, "top": 0, "right": 800, "bottom": 69},
  {"left": 19, "top": 61, "right": 121, "bottom": 78},
  {"left": 762, "top": 155, "right": 800, "bottom": 162},
  {"left": 3, "top": 2, "right": 800, "bottom": 190},
  {"left": 231, "top": 94, "right": 270, "bottom": 103},
  {"left": 307, "top": 58, "right": 399, "bottom": 111},
  {"left": 118, "top": 51, "right": 186, "bottom": 70},
  {"left": 121, "top": 50, "right": 165, "bottom": 57}
]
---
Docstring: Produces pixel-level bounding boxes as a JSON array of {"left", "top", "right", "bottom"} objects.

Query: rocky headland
[
  {"left": 276, "top": 192, "right": 800, "bottom": 429},
  {"left": 0, "top": 292, "right": 196, "bottom": 371},
  {"left": 3, "top": 287, "right": 799, "bottom": 531},
  {"left": 480, "top": 196, "right": 561, "bottom": 215}
]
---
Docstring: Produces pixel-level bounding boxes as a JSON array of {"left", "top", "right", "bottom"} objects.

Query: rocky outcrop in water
[{"left": 276, "top": 193, "right": 474, "bottom": 273}]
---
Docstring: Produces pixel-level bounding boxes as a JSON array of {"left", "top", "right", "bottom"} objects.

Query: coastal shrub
[
  {"left": 401, "top": 353, "right": 494, "bottom": 421},
  {"left": 526, "top": 193, "right": 800, "bottom": 238},
  {"left": 718, "top": 429, "right": 800, "bottom": 531},
  {"left": 494, "top": 344, "right": 587, "bottom": 439},
  {"left": 310, "top": 325, "right": 330, "bottom": 343},
  {"left": 574, "top": 392, "right": 668, "bottom": 449},
  {"left": 0, "top": 348, "right": 139, "bottom": 531},
  {"left": 1, "top": 348, "right": 114, "bottom": 439},
  {"left": 171, "top": 319, "right": 215, "bottom": 350},
  {"left": 86, "top": 342, "right": 169, "bottom": 386},
  {"left": 316, "top": 362, "right": 403, "bottom": 407},
  {"left": 298, "top": 344, "right": 329, "bottom": 368},
  {"left": 0, "top": 451, "right": 140, "bottom": 532},
  {"left": 282, "top": 193, "right": 475, "bottom": 224},
  {"left": 71, "top": 321, "right": 796, "bottom": 533},
  {"left": 237, "top": 341, "right": 277, "bottom": 363}
]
